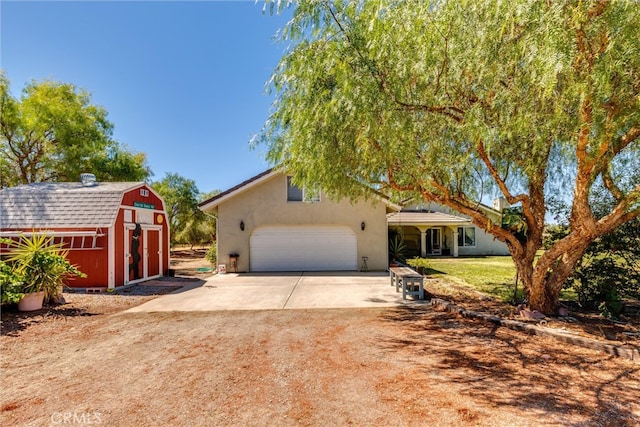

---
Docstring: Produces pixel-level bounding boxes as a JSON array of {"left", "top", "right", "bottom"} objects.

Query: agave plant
[
  {"left": 389, "top": 235, "right": 407, "bottom": 263},
  {"left": 3, "top": 233, "right": 86, "bottom": 302}
]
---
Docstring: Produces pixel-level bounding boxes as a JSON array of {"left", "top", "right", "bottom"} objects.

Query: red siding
[
  {"left": 1, "top": 228, "right": 110, "bottom": 287},
  {"left": 66, "top": 245, "right": 109, "bottom": 287},
  {"left": 113, "top": 197, "right": 170, "bottom": 286},
  {"left": 2, "top": 184, "right": 170, "bottom": 289},
  {"left": 121, "top": 185, "right": 165, "bottom": 211}
]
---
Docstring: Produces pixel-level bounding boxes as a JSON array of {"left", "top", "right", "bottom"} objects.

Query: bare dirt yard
[{"left": 1, "top": 250, "right": 639, "bottom": 426}]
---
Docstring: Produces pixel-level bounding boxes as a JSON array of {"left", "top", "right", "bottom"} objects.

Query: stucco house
[
  {"left": 388, "top": 198, "right": 511, "bottom": 258},
  {"left": 199, "top": 169, "right": 509, "bottom": 273}
]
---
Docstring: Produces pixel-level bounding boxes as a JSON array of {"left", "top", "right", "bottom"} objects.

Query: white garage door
[{"left": 250, "top": 225, "right": 357, "bottom": 272}]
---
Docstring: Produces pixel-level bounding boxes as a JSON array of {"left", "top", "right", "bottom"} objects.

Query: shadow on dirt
[
  {"left": 1, "top": 305, "right": 100, "bottom": 337},
  {"left": 1, "top": 278, "right": 205, "bottom": 337},
  {"left": 379, "top": 305, "right": 640, "bottom": 425}
]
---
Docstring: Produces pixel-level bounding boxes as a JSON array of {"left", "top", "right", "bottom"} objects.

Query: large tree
[
  {"left": 0, "top": 74, "right": 150, "bottom": 187},
  {"left": 258, "top": 0, "right": 640, "bottom": 313}
]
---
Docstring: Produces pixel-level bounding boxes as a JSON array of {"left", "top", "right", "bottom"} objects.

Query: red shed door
[
  {"left": 125, "top": 224, "right": 162, "bottom": 284},
  {"left": 146, "top": 229, "right": 161, "bottom": 277}
]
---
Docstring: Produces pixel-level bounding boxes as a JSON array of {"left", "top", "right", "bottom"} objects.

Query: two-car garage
[
  {"left": 249, "top": 225, "right": 358, "bottom": 272},
  {"left": 198, "top": 169, "right": 390, "bottom": 273}
]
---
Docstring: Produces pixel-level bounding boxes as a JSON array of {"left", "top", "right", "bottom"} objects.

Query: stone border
[{"left": 430, "top": 298, "right": 640, "bottom": 363}]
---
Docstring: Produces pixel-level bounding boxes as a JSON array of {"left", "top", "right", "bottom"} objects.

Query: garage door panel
[{"left": 250, "top": 226, "right": 357, "bottom": 271}]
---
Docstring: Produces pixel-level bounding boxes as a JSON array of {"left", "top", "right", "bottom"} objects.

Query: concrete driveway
[{"left": 125, "top": 272, "right": 427, "bottom": 313}]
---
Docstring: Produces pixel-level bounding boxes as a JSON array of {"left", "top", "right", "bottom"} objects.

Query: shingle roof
[
  {"left": 387, "top": 211, "right": 471, "bottom": 225},
  {"left": 0, "top": 182, "right": 144, "bottom": 229}
]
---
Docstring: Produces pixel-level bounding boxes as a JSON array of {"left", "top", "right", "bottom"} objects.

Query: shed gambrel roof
[{"left": 0, "top": 182, "right": 146, "bottom": 229}]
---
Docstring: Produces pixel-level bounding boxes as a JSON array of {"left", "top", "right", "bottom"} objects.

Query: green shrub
[
  {"left": 205, "top": 245, "right": 217, "bottom": 266},
  {"left": 571, "top": 255, "right": 629, "bottom": 318},
  {"left": 0, "top": 260, "right": 24, "bottom": 305},
  {"left": 406, "top": 257, "right": 430, "bottom": 274}
]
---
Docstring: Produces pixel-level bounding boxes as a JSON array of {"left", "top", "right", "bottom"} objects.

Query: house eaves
[
  {"left": 198, "top": 168, "right": 278, "bottom": 212},
  {"left": 198, "top": 168, "right": 402, "bottom": 212},
  {"left": 387, "top": 211, "right": 472, "bottom": 226}
]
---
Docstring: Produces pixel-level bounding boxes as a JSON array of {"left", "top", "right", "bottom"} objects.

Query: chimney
[{"left": 493, "top": 197, "right": 510, "bottom": 212}]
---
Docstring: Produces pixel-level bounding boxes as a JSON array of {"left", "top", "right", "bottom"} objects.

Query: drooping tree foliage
[
  {"left": 0, "top": 74, "right": 151, "bottom": 187},
  {"left": 258, "top": 0, "right": 640, "bottom": 313}
]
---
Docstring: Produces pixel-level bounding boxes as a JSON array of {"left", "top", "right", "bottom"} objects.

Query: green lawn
[
  {"left": 421, "top": 256, "right": 577, "bottom": 303},
  {"left": 424, "top": 256, "right": 520, "bottom": 301}
]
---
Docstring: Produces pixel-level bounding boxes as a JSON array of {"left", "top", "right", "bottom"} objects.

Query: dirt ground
[{"left": 1, "top": 250, "right": 639, "bottom": 426}]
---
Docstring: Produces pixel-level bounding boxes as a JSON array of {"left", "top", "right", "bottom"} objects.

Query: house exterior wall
[
  {"left": 408, "top": 202, "right": 510, "bottom": 256},
  {"left": 216, "top": 174, "right": 388, "bottom": 271},
  {"left": 457, "top": 226, "right": 510, "bottom": 256}
]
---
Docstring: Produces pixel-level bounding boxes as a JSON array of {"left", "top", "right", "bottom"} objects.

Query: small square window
[
  {"left": 457, "top": 226, "right": 476, "bottom": 247},
  {"left": 287, "top": 176, "right": 320, "bottom": 203},
  {"left": 287, "top": 177, "right": 303, "bottom": 202},
  {"left": 140, "top": 189, "right": 149, "bottom": 197}
]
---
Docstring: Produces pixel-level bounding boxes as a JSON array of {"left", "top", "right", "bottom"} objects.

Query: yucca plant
[{"left": 3, "top": 233, "right": 86, "bottom": 302}]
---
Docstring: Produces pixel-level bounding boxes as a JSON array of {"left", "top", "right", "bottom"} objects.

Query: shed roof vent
[{"left": 80, "top": 173, "right": 97, "bottom": 187}]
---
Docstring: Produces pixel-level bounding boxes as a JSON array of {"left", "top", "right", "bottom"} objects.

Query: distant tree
[
  {"left": 197, "top": 189, "right": 220, "bottom": 243},
  {"left": 259, "top": 0, "right": 640, "bottom": 314},
  {"left": 152, "top": 173, "right": 202, "bottom": 245},
  {"left": 174, "top": 190, "right": 220, "bottom": 249},
  {"left": 0, "top": 74, "right": 150, "bottom": 187},
  {"left": 176, "top": 219, "right": 211, "bottom": 250}
]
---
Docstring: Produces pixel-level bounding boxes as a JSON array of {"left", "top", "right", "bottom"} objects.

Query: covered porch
[{"left": 387, "top": 211, "right": 472, "bottom": 258}]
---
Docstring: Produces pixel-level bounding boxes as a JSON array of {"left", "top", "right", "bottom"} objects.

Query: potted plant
[
  {"left": 3, "top": 234, "right": 86, "bottom": 311},
  {"left": 407, "top": 257, "right": 431, "bottom": 275}
]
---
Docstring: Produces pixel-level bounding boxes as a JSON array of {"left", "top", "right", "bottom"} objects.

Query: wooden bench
[{"left": 389, "top": 267, "right": 425, "bottom": 300}]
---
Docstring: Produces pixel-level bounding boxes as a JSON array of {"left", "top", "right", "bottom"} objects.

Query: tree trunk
[
  {"left": 522, "top": 232, "right": 594, "bottom": 314},
  {"left": 527, "top": 281, "right": 559, "bottom": 315}
]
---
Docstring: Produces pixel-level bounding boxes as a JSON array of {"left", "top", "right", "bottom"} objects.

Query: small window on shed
[{"left": 140, "top": 188, "right": 149, "bottom": 197}]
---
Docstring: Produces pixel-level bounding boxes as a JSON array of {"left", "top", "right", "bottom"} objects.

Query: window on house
[
  {"left": 287, "top": 176, "right": 320, "bottom": 203},
  {"left": 457, "top": 226, "right": 476, "bottom": 247}
]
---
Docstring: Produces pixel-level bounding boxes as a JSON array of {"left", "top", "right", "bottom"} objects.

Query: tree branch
[
  {"left": 601, "top": 166, "right": 624, "bottom": 202},
  {"left": 476, "top": 139, "right": 528, "bottom": 205},
  {"left": 394, "top": 100, "right": 464, "bottom": 122}
]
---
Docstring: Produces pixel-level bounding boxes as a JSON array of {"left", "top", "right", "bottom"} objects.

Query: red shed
[{"left": 0, "top": 178, "right": 170, "bottom": 289}]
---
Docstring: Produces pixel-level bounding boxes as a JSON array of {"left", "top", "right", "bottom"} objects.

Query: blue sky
[{"left": 1, "top": 1, "right": 292, "bottom": 194}]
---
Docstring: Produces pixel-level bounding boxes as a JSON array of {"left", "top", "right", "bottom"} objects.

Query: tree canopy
[
  {"left": 152, "top": 173, "right": 217, "bottom": 247},
  {"left": 259, "top": 0, "right": 640, "bottom": 313},
  {"left": 0, "top": 74, "right": 151, "bottom": 187}
]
